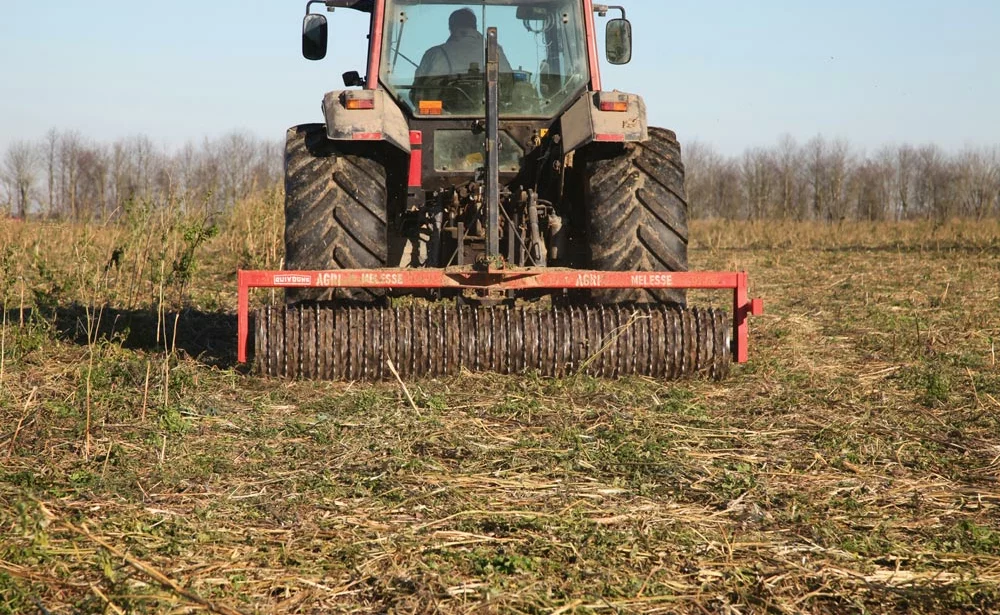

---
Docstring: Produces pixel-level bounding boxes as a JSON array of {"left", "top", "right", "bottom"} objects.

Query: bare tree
[
  {"left": 954, "top": 147, "right": 1000, "bottom": 220},
  {"left": 683, "top": 140, "right": 716, "bottom": 219},
  {"left": 773, "top": 134, "right": 804, "bottom": 220},
  {"left": 804, "top": 136, "right": 827, "bottom": 221},
  {"left": 851, "top": 157, "right": 892, "bottom": 221},
  {"left": 76, "top": 144, "right": 110, "bottom": 220},
  {"left": 1, "top": 141, "right": 39, "bottom": 219},
  {"left": 824, "top": 139, "right": 853, "bottom": 221},
  {"left": 56, "top": 131, "right": 85, "bottom": 219},
  {"left": 889, "top": 145, "right": 916, "bottom": 220},
  {"left": 684, "top": 141, "right": 742, "bottom": 219},
  {"left": 218, "top": 131, "right": 265, "bottom": 209},
  {"left": 912, "top": 144, "right": 959, "bottom": 221},
  {"left": 802, "top": 136, "right": 854, "bottom": 221},
  {"left": 740, "top": 147, "right": 775, "bottom": 220},
  {"left": 43, "top": 128, "right": 60, "bottom": 215}
]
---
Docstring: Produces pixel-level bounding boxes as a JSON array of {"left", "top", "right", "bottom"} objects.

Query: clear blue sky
[{"left": 1, "top": 1, "right": 998, "bottom": 155}]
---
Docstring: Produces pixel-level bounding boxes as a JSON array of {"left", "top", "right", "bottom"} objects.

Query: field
[{"left": 1, "top": 207, "right": 999, "bottom": 614}]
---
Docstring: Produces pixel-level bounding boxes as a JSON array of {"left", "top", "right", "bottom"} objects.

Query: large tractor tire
[
  {"left": 581, "top": 127, "right": 689, "bottom": 305},
  {"left": 284, "top": 124, "right": 392, "bottom": 304}
]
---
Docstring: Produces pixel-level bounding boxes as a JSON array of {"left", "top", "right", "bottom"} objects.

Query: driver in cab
[{"left": 411, "top": 8, "right": 512, "bottom": 109}]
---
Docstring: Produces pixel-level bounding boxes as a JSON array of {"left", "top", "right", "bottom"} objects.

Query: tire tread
[
  {"left": 583, "top": 127, "right": 690, "bottom": 305},
  {"left": 284, "top": 124, "right": 389, "bottom": 304}
]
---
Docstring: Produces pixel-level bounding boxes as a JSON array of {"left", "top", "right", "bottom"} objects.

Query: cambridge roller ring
[{"left": 254, "top": 305, "right": 732, "bottom": 381}]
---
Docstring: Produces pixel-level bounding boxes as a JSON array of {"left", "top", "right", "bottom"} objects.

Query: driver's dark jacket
[{"left": 411, "top": 28, "right": 512, "bottom": 105}]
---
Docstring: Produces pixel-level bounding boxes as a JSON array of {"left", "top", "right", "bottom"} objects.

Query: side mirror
[
  {"left": 302, "top": 13, "right": 328, "bottom": 61},
  {"left": 342, "top": 71, "right": 364, "bottom": 87},
  {"left": 605, "top": 18, "right": 633, "bottom": 65}
]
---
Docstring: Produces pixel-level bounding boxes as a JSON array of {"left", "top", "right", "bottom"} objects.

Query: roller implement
[{"left": 237, "top": 0, "right": 762, "bottom": 380}]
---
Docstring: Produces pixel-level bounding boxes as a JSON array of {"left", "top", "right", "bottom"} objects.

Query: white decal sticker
[
  {"left": 576, "top": 273, "right": 603, "bottom": 287},
  {"left": 631, "top": 274, "right": 674, "bottom": 287},
  {"left": 274, "top": 274, "right": 313, "bottom": 287},
  {"left": 361, "top": 273, "right": 405, "bottom": 286},
  {"left": 317, "top": 272, "right": 343, "bottom": 286}
]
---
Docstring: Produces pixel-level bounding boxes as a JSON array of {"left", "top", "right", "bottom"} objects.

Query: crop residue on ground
[{"left": 1, "top": 217, "right": 999, "bottom": 614}]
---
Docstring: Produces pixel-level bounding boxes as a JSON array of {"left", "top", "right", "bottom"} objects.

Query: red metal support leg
[
  {"left": 237, "top": 270, "right": 250, "bottom": 364},
  {"left": 732, "top": 272, "right": 764, "bottom": 364},
  {"left": 734, "top": 272, "right": 749, "bottom": 364}
]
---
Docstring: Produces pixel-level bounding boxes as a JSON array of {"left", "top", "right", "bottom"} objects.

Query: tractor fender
[
  {"left": 560, "top": 91, "right": 649, "bottom": 154},
  {"left": 321, "top": 89, "right": 411, "bottom": 154}
]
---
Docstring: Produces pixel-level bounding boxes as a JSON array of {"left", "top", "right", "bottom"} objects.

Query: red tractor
[{"left": 237, "top": 1, "right": 762, "bottom": 380}]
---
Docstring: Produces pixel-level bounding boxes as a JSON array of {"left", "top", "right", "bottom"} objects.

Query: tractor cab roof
[
  {"left": 320, "top": 0, "right": 572, "bottom": 11},
  {"left": 317, "top": 0, "right": 373, "bottom": 12}
]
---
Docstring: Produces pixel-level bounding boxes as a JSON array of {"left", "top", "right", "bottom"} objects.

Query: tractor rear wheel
[
  {"left": 284, "top": 124, "right": 392, "bottom": 304},
  {"left": 581, "top": 127, "right": 689, "bottom": 305}
]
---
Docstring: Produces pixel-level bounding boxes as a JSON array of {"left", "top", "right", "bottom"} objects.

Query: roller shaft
[{"left": 254, "top": 305, "right": 731, "bottom": 381}]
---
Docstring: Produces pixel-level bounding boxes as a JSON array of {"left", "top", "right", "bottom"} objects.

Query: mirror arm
[
  {"left": 307, "top": 0, "right": 373, "bottom": 15},
  {"left": 306, "top": 0, "right": 327, "bottom": 15},
  {"left": 321, "top": 0, "right": 375, "bottom": 11},
  {"left": 593, "top": 5, "right": 626, "bottom": 20}
]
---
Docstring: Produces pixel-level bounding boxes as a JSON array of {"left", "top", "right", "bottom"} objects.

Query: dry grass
[{"left": 1, "top": 213, "right": 999, "bottom": 614}]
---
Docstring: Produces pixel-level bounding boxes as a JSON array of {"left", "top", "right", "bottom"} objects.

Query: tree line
[
  {"left": 685, "top": 135, "right": 1000, "bottom": 221},
  {"left": 2, "top": 130, "right": 999, "bottom": 221},
  {"left": 0, "top": 129, "right": 282, "bottom": 220}
]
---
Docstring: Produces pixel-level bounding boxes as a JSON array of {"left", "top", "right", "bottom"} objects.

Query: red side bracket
[{"left": 236, "top": 268, "right": 763, "bottom": 368}]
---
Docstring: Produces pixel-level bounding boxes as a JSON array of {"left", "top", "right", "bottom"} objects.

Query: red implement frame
[{"left": 237, "top": 268, "right": 763, "bottom": 366}]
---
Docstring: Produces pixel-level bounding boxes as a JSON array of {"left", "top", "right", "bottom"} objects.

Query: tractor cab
[
  {"left": 302, "top": 1, "right": 633, "bottom": 120},
  {"left": 299, "top": 0, "right": 640, "bottom": 238},
  {"left": 379, "top": 1, "right": 590, "bottom": 120}
]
